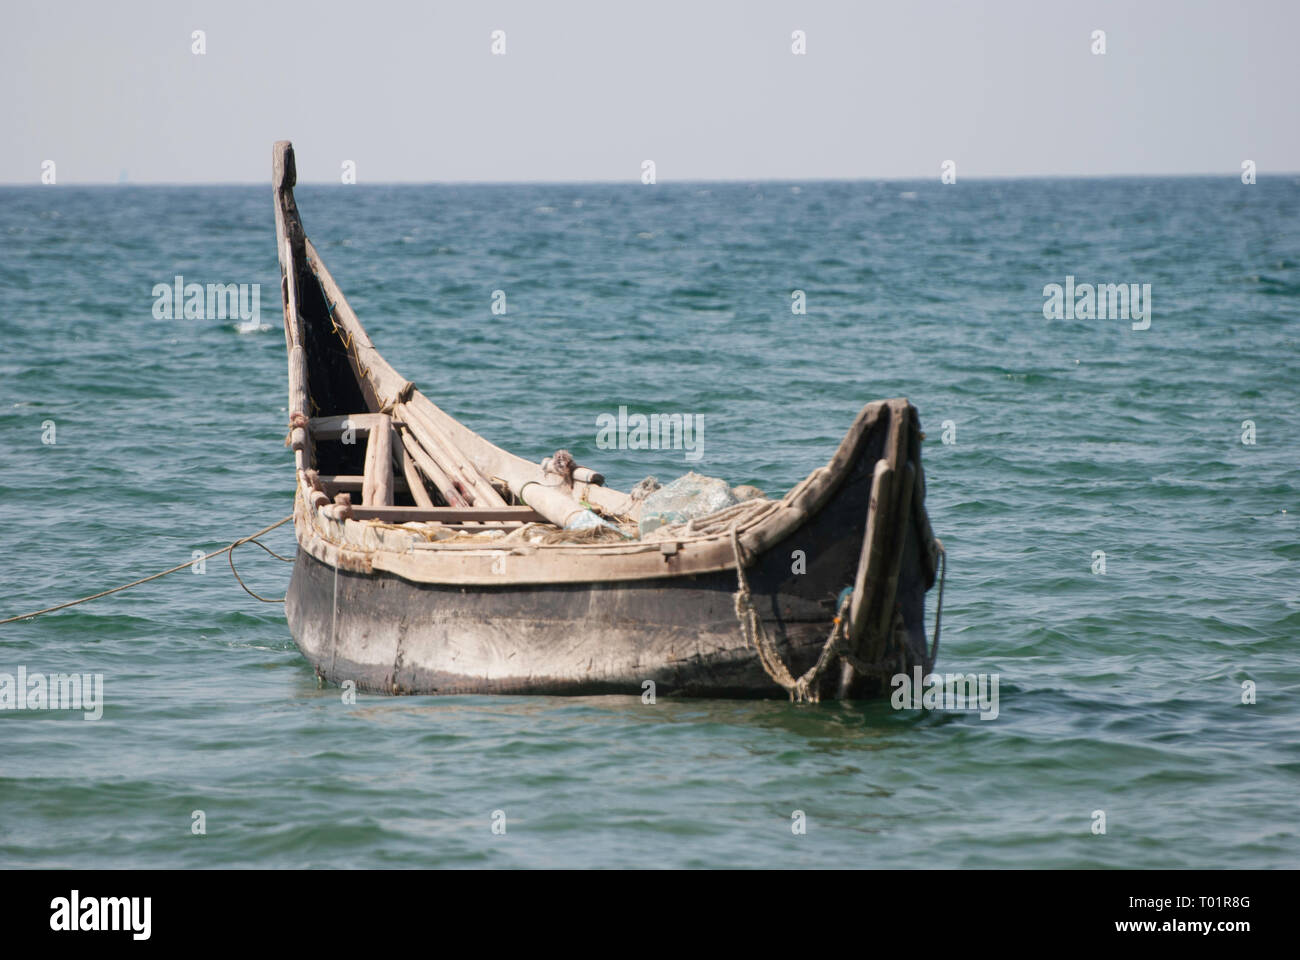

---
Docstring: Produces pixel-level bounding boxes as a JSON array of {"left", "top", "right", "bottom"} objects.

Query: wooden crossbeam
[
  {"left": 308, "top": 414, "right": 397, "bottom": 440},
  {"left": 348, "top": 505, "right": 546, "bottom": 523},
  {"left": 319, "top": 474, "right": 408, "bottom": 491}
]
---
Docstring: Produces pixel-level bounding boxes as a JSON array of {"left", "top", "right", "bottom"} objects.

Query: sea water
[{"left": 0, "top": 178, "right": 1296, "bottom": 867}]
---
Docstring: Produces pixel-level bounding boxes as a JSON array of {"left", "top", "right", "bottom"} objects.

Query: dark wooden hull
[{"left": 284, "top": 407, "right": 936, "bottom": 699}]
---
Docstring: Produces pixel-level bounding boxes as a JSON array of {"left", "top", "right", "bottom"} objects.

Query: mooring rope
[
  {"left": 730, "top": 525, "right": 950, "bottom": 700},
  {"left": 0, "top": 516, "right": 294, "bottom": 625},
  {"left": 228, "top": 530, "right": 295, "bottom": 603},
  {"left": 729, "top": 525, "right": 851, "bottom": 703},
  {"left": 928, "top": 540, "right": 946, "bottom": 668}
]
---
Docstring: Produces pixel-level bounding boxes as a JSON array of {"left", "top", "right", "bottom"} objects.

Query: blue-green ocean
[{"left": 1, "top": 178, "right": 1296, "bottom": 868}]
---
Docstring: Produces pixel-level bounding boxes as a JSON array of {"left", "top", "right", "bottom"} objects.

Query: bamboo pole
[
  {"left": 395, "top": 404, "right": 481, "bottom": 505},
  {"left": 397, "top": 443, "right": 436, "bottom": 508},
  {"left": 362, "top": 415, "right": 394, "bottom": 506},
  {"left": 397, "top": 426, "right": 469, "bottom": 507},
  {"left": 288, "top": 344, "right": 308, "bottom": 417},
  {"left": 404, "top": 392, "right": 628, "bottom": 522},
  {"left": 317, "top": 475, "right": 411, "bottom": 493},
  {"left": 397, "top": 402, "right": 506, "bottom": 507},
  {"left": 362, "top": 430, "right": 377, "bottom": 502},
  {"left": 511, "top": 478, "right": 590, "bottom": 529}
]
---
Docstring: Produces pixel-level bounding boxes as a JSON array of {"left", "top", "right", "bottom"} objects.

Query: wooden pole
[
  {"left": 348, "top": 505, "right": 543, "bottom": 523},
  {"left": 397, "top": 426, "right": 470, "bottom": 507},
  {"left": 397, "top": 402, "right": 507, "bottom": 507},
  {"left": 308, "top": 413, "right": 389, "bottom": 439},
  {"left": 395, "top": 404, "right": 479, "bottom": 505},
  {"left": 402, "top": 391, "right": 629, "bottom": 522},
  {"left": 361, "top": 415, "right": 394, "bottom": 507},
  {"left": 288, "top": 344, "right": 309, "bottom": 416},
  {"left": 397, "top": 443, "right": 436, "bottom": 508}
]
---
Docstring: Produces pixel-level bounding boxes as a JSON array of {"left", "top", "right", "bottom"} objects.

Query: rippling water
[{"left": 1, "top": 178, "right": 1297, "bottom": 868}]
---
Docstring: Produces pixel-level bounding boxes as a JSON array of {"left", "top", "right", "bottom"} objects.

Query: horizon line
[{"left": 2, "top": 170, "right": 1296, "bottom": 188}]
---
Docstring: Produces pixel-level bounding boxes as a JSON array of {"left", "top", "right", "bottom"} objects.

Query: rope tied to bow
[{"left": 729, "top": 525, "right": 851, "bottom": 703}]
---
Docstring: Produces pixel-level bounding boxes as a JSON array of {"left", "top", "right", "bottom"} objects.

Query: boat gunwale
[{"left": 288, "top": 398, "right": 911, "bottom": 586}]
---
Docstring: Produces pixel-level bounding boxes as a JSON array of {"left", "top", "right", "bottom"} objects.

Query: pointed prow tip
[{"left": 273, "top": 140, "right": 296, "bottom": 190}]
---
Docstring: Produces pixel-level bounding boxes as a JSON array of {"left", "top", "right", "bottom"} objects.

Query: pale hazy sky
[{"left": 3, "top": 0, "right": 1297, "bottom": 183}]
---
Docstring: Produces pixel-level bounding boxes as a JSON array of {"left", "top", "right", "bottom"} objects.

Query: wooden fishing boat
[{"left": 272, "top": 141, "right": 945, "bottom": 701}]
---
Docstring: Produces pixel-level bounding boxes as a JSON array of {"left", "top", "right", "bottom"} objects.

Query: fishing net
[{"left": 637, "top": 472, "right": 739, "bottom": 536}]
